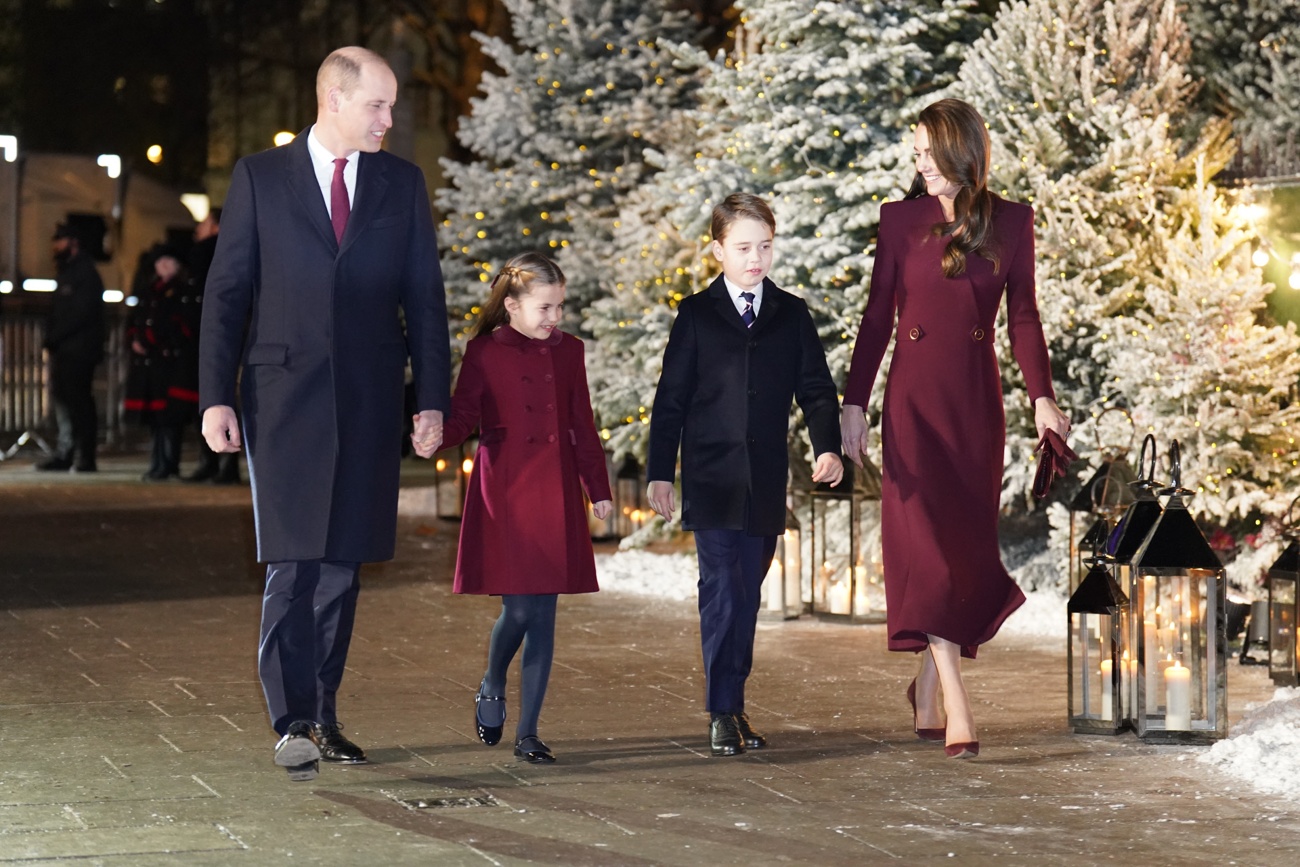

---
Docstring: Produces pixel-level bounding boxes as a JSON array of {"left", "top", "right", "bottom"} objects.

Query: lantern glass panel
[
  {"left": 761, "top": 511, "right": 804, "bottom": 620},
  {"left": 1070, "top": 611, "right": 1119, "bottom": 724},
  {"left": 1269, "top": 573, "right": 1298, "bottom": 686},
  {"left": 1135, "top": 568, "right": 1225, "bottom": 741}
]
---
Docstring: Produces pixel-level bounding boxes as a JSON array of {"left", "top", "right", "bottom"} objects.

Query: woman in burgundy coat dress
[
  {"left": 840, "top": 99, "right": 1070, "bottom": 758},
  {"left": 441, "top": 252, "right": 613, "bottom": 764}
]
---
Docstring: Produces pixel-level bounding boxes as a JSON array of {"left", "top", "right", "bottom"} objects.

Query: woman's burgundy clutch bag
[{"left": 1032, "top": 429, "right": 1078, "bottom": 499}]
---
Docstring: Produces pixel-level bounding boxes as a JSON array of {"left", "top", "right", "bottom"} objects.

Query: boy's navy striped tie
[{"left": 740, "top": 291, "right": 755, "bottom": 327}]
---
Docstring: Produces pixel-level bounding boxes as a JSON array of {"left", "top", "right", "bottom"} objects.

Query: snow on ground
[
  {"left": 595, "top": 548, "right": 1069, "bottom": 637},
  {"left": 599, "top": 550, "right": 1300, "bottom": 799},
  {"left": 595, "top": 550, "right": 699, "bottom": 602},
  {"left": 1200, "top": 688, "right": 1300, "bottom": 800}
]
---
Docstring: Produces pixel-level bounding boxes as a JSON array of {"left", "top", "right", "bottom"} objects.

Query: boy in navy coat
[{"left": 647, "top": 193, "right": 843, "bottom": 756}]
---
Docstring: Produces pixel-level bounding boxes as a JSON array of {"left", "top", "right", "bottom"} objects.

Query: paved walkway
[{"left": 1, "top": 453, "right": 1297, "bottom": 865}]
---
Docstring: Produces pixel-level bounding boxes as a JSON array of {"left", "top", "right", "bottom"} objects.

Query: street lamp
[
  {"left": 0, "top": 135, "right": 16, "bottom": 162},
  {"left": 1131, "top": 440, "right": 1228, "bottom": 744},
  {"left": 97, "top": 154, "right": 121, "bottom": 179}
]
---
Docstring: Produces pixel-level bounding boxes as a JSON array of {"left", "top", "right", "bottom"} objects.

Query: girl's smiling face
[{"left": 505, "top": 281, "right": 566, "bottom": 340}]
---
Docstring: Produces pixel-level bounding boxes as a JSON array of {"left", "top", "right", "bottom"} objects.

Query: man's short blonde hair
[{"left": 316, "top": 47, "right": 389, "bottom": 105}]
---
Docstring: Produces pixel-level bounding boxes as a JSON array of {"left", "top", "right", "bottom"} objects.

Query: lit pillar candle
[
  {"left": 1144, "top": 619, "right": 1158, "bottom": 713},
  {"left": 1165, "top": 660, "right": 1192, "bottom": 729},
  {"left": 1099, "top": 659, "right": 1113, "bottom": 721}
]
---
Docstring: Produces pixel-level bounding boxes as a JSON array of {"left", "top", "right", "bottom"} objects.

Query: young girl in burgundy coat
[{"left": 440, "top": 252, "right": 613, "bottom": 763}]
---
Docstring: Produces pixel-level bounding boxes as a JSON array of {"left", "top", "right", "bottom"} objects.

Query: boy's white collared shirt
[{"left": 723, "top": 276, "right": 763, "bottom": 319}]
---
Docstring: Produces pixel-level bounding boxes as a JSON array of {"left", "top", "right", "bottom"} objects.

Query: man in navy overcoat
[{"left": 199, "top": 47, "right": 450, "bottom": 781}]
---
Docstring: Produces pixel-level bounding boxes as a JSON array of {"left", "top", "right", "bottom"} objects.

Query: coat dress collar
[{"left": 491, "top": 325, "right": 564, "bottom": 348}]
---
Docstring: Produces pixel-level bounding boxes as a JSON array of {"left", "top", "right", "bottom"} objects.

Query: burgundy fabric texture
[
  {"left": 330, "top": 158, "right": 349, "bottom": 244},
  {"left": 844, "top": 195, "right": 1055, "bottom": 658},
  {"left": 442, "top": 327, "right": 611, "bottom": 595}
]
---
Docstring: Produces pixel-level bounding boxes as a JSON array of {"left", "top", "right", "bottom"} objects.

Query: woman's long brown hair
[
  {"left": 905, "top": 98, "right": 999, "bottom": 277},
  {"left": 472, "top": 252, "right": 566, "bottom": 338}
]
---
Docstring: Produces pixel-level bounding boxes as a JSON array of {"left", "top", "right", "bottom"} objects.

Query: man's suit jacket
[
  {"left": 199, "top": 131, "right": 450, "bottom": 563},
  {"left": 646, "top": 276, "right": 840, "bottom": 536}
]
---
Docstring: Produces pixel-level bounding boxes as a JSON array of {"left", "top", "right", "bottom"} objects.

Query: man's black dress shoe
[
  {"left": 709, "top": 713, "right": 746, "bottom": 757},
  {"left": 36, "top": 457, "right": 72, "bottom": 471},
  {"left": 183, "top": 465, "right": 217, "bottom": 483},
  {"left": 514, "top": 735, "right": 556, "bottom": 763},
  {"left": 475, "top": 679, "right": 505, "bottom": 746},
  {"left": 72, "top": 462, "right": 97, "bottom": 473},
  {"left": 274, "top": 721, "right": 321, "bottom": 781},
  {"left": 734, "top": 711, "right": 766, "bottom": 750},
  {"left": 313, "top": 722, "right": 367, "bottom": 763}
]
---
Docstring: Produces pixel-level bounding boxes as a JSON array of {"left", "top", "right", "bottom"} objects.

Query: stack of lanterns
[{"left": 1067, "top": 436, "right": 1228, "bottom": 743}]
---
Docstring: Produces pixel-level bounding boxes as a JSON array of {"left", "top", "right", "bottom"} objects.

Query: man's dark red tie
[{"left": 331, "top": 157, "right": 349, "bottom": 244}]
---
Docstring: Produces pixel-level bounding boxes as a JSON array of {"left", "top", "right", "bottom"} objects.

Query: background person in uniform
[
  {"left": 37, "top": 223, "right": 105, "bottom": 473},
  {"left": 123, "top": 248, "right": 198, "bottom": 481},
  {"left": 198, "top": 46, "right": 450, "bottom": 782}
]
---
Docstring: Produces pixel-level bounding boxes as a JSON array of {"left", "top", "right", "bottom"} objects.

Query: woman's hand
[
  {"left": 1034, "top": 396, "right": 1070, "bottom": 440},
  {"left": 840, "top": 404, "right": 868, "bottom": 468},
  {"left": 591, "top": 499, "right": 613, "bottom": 521}
]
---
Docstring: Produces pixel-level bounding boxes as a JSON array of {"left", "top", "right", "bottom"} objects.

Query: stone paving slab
[{"left": 1, "top": 454, "right": 1298, "bottom": 865}]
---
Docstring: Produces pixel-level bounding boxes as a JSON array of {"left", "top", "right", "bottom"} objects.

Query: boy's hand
[
  {"left": 840, "top": 404, "right": 867, "bottom": 468},
  {"left": 591, "top": 499, "right": 613, "bottom": 521},
  {"left": 812, "top": 452, "right": 844, "bottom": 487},
  {"left": 647, "top": 481, "right": 675, "bottom": 521}
]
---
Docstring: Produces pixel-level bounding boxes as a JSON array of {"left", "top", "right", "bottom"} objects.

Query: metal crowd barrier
[{"left": 0, "top": 310, "right": 127, "bottom": 459}]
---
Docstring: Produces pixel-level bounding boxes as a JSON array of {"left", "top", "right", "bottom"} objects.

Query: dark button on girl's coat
[{"left": 442, "top": 327, "right": 612, "bottom": 595}]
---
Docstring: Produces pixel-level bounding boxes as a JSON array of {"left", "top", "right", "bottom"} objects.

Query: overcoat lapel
[
  {"left": 707, "top": 276, "right": 752, "bottom": 336},
  {"left": 340, "top": 152, "right": 389, "bottom": 255},
  {"left": 749, "top": 277, "right": 781, "bottom": 334},
  {"left": 284, "top": 131, "right": 338, "bottom": 251}
]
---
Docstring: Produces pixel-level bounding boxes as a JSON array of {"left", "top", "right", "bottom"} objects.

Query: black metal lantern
[
  {"left": 612, "top": 455, "right": 647, "bottom": 538},
  {"left": 1107, "top": 434, "right": 1163, "bottom": 727},
  {"left": 808, "top": 460, "right": 885, "bottom": 622},
  {"left": 1131, "top": 440, "right": 1228, "bottom": 743},
  {"left": 1267, "top": 524, "right": 1300, "bottom": 687},
  {"left": 1067, "top": 409, "right": 1138, "bottom": 592},
  {"left": 1068, "top": 542, "right": 1129, "bottom": 735},
  {"left": 760, "top": 507, "right": 806, "bottom": 620}
]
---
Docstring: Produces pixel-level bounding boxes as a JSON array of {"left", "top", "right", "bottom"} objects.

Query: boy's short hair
[{"left": 711, "top": 193, "right": 777, "bottom": 243}]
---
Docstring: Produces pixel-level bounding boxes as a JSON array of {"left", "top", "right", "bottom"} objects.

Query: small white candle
[
  {"left": 1165, "top": 660, "right": 1192, "bottom": 730},
  {"left": 1099, "top": 659, "right": 1113, "bottom": 721},
  {"left": 1144, "top": 619, "right": 1159, "bottom": 713}
]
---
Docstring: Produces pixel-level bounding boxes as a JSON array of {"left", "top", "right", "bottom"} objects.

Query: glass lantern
[
  {"left": 1068, "top": 545, "right": 1129, "bottom": 735},
  {"left": 808, "top": 460, "right": 885, "bottom": 623},
  {"left": 760, "top": 507, "right": 806, "bottom": 620},
  {"left": 612, "top": 455, "right": 646, "bottom": 538},
  {"left": 1067, "top": 408, "right": 1137, "bottom": 592},
  {"left": 1106, "top": 433, "right": 1162, "bottom": 727},
  {"left": 1267, "top": 536, "right": 1300, "bottom": 687},
  {"left": 1131, "top": 440, "right": 1228, "bottom": 744}
]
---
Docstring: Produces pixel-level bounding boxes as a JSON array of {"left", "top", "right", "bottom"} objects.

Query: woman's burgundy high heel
[
  {"left": 944, "top": 741, "right": 979, "bottom": 759},
  {"left": 907, "top": 679, "right": 946, "bottom": 741}
]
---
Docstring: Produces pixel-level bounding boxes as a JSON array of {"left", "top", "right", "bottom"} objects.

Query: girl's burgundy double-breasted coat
[{"left": 442, "top": 326, "right": 612, "bottom": 595}]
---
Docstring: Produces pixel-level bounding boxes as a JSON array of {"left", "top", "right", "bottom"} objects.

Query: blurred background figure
[
  {"left": 123, "top": 247, "right": 200, "bottom": 481},
  {"left": 182, "top": 207, "right": 240, "bottom": 484},
  {"left": 37, "top": 223, "right": 106, "bottom": 473}
]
